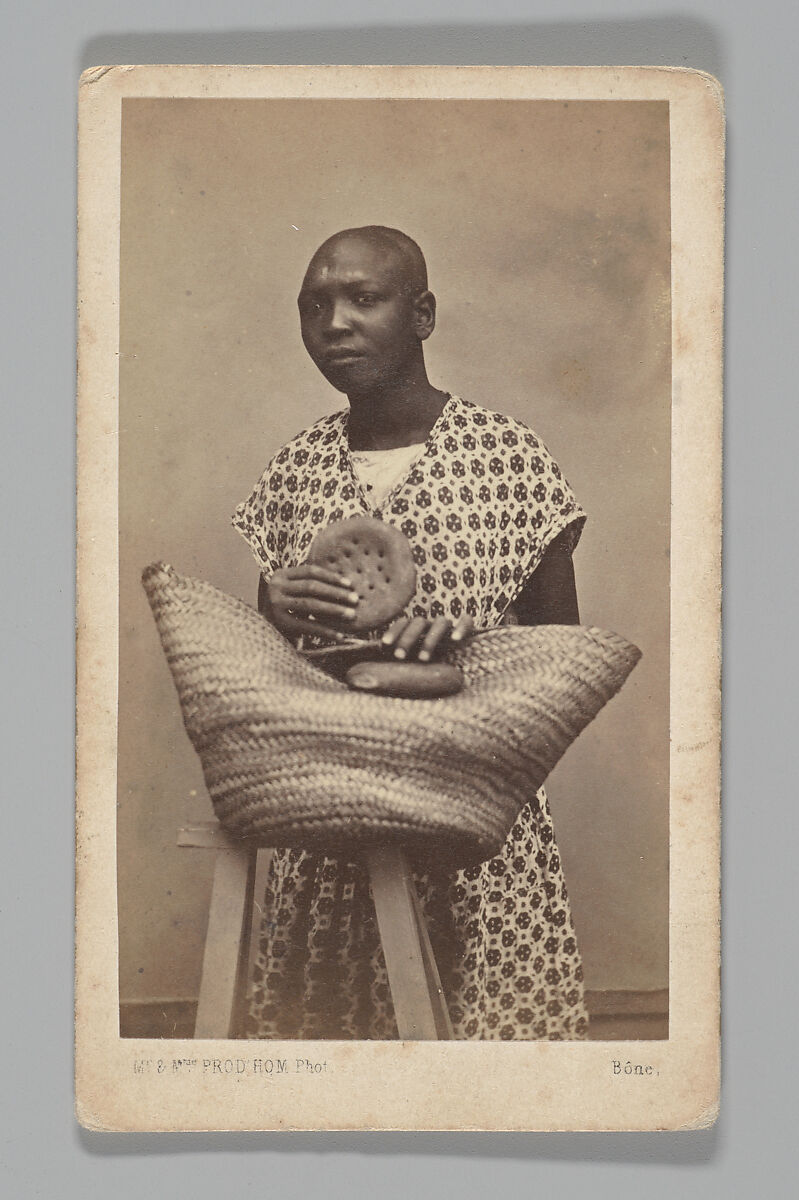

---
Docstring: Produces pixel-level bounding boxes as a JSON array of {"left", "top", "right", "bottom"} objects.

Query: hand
[
  {"left": 266, "top": 564, "right": 361, "bottom": 643},
  {"left": 380, "top": 614, "right": 474, "bottom": 662}
]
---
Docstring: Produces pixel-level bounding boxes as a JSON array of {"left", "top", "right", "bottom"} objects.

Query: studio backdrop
[{"left": 118, "top": 97, "right": 670, "bottom": 1025}]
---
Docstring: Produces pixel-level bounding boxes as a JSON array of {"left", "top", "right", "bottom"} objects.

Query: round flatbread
[{"left": 308, "top": 516, "right": 417, "bottom": 632}]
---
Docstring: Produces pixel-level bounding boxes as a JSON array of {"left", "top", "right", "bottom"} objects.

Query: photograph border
[{"left": 76, "top": 63, "right": 723, "bottom": 1132}]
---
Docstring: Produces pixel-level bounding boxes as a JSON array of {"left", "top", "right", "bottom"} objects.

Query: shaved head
[
  {"left": 306, "top": 226, "right": 428, "bottom": 296},
  {"left": 297, "top": 225, "right": 437, "bottom": 399}
]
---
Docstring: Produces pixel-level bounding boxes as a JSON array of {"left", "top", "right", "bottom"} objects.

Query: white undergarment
[{"left": 349, "top": 443, "right": 426, "bottom": 506}]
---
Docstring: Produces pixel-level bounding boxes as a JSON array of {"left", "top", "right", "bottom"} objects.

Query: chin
[
  {"left": 322, "top": 364, "right": 382, "bottom": 396},
  {"left": 323, "top": 374, "right": 352, "bottom": 395}
]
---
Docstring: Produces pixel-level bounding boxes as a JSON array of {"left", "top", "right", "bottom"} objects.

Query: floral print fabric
[{"left": 233, "top": 395, "right": 589, "bottom": 1039}]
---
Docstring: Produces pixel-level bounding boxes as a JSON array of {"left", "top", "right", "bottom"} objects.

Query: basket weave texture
[{"left": 142, "top": 562, "right": 641, "bottom": 866}]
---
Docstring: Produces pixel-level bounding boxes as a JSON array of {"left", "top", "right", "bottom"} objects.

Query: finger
[
  {"left": 450, "top": 615, "right": 475, "bottom": 643},
  {"left": 381, "top": 616, "right": 409, "bottom": 649},
  {"left": 393, "top": 616, "right": 429, "bottom": 660},
  {"left": 287, "top": 597, "right": 358, "bottom": 622},
  {"left": 282, "top": 578, "right": 361, "bottom": 606},
  {"left": 416, "top": 616, "right": 452, "bottom": 662},
  {"left": 285, "top": 563, "right": 354, "bottom": 588},
  {"left": 282, "top": 614, "right": 348, "bottom": 643}
]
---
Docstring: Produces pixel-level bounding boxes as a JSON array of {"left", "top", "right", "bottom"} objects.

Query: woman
[{"left": 233, "top": 226, "right": 588, "bottom": 1039}]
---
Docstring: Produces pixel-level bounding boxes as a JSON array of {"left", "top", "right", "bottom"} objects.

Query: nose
[{"left": 326, "top": 298, "right": 354, "bottom": 337}]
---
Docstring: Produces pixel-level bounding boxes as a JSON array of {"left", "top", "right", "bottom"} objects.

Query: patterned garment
[{"left": 233, "top": 394, "right": 589, "bottom": 1040}]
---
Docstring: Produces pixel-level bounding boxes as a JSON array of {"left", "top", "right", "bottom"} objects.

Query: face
[{"left": 297, "top": 235, "right": 432, "bottom": 396}]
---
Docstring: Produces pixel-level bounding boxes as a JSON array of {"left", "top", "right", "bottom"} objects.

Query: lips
[{"left": 325, "top": 348, "right": 366, "bottom": 363}]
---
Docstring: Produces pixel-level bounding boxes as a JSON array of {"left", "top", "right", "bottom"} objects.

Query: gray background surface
[{"left": 2, "top": 0, "right": 794, "bottom": 1191}]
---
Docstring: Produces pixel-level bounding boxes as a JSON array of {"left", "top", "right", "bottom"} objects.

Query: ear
[{"left": 412, "top": 290, "right": 436, "bottom": 342}]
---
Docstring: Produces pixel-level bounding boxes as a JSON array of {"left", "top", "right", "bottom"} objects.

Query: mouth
[{"left": 325, "top": 348, "right": 366, "bottom": 364}]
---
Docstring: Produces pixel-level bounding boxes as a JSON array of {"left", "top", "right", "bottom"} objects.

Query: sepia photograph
[{"left": 76, "top": 65, "right": 722, "bottom": 1131}]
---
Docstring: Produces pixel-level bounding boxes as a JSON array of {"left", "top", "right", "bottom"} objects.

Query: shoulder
[
  {"left": 269, "top": 409, "right": 347, "bottom": 468},
  {"left": 448, "top": 397, "right": 585, "bottom": 553},
  {"left": 247, "top": 409, "right": 347, "bottom": 487},
  {"left": 233, "top": 409, "right": 346, "bottom": 526},
  {"left": 445, "top": 396, "right": 551, "bottom": 457}
]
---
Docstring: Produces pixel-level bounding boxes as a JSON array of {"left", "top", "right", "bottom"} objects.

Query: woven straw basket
[{"left": 142, "top": 562, "right": 641, "bottom": 867}]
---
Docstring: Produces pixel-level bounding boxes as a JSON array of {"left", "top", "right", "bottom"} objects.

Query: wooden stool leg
[
  {"left": 196, "top": 841, "right": 257, "bottom": 1038},
  {"left": 179, "top": 821, "right": 452, "bottom": 1041},
  {"left": 365, "top": 845, "right": 452, "bottom": 1040},
  {"left": 408, "top": 880, "right": 455, "bottom": 1040},
  {"left": 178, "top": 824, "right": 258, "bottom": 1039}
]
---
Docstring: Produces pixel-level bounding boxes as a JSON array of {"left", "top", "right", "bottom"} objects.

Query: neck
[{"left": 346, "top": 364, "right": 447, "bottom": 451}]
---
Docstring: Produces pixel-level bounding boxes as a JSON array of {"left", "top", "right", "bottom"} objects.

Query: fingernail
[
  {"left": 341, "top": 577, "right": 353, "bottom": 588},
  {"left": 394, "top": 648, "right": 407, "bottom": 660},
  {"left": 342, "top": 610, "right": 356, "bottom": 620},
  {"left": 418, "top": 650, "right": 431, "bottom": 662},
  {"left": 348, "top": 592, "right": 360, "bottom": 604}
]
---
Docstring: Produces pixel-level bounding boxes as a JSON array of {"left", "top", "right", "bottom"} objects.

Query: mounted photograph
[{"left": 76, "top": 64, "right": 723, "bottom": 1131}]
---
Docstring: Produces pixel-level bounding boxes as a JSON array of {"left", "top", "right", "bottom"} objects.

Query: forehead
[{"left": 300, "top": 236, "right": 406, "bottom": 291}]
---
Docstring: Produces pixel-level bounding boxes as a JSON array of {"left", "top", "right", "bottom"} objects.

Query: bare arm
[
  {"left": 511, "top": 528, "right": 580, "bottom": 626},
  {"left": 257, "top": 526, "right": 579, "bottom": 652},
  {"left": 257, "top": 574, "right": 270, "bottom": 617}
]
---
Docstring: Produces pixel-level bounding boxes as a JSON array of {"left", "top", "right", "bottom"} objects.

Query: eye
[
  {"left": 355, "top": 293, "right": 379, "bottom": 307},
  {"left": 298, "top": 297, "right": 325, "bottom": 317}
]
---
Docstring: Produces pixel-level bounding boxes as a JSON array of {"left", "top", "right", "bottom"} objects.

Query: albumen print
[{"left": 76, "top": 65, "right": 722, "bottom": 1131}]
